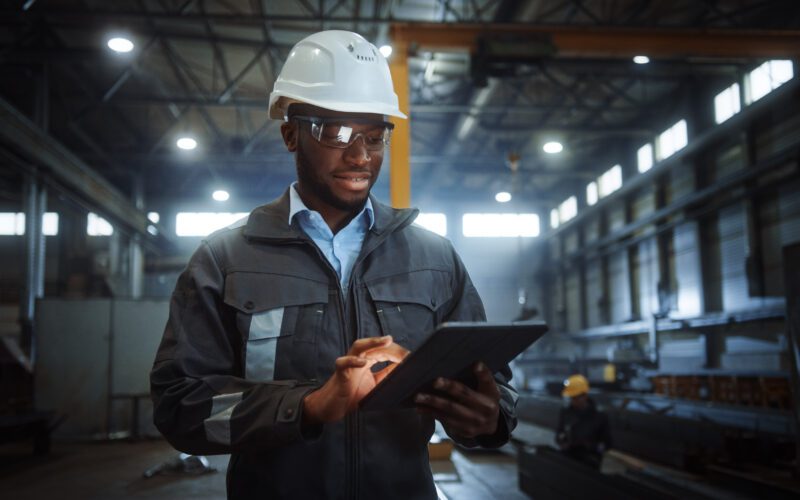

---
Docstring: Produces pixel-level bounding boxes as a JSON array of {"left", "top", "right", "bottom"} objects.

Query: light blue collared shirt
[{"left": 288, "top": 183, "right": 374, "bottom": 290}]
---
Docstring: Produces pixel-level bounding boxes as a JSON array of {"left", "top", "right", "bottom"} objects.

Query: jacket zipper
[
  {"left": 285, "top": 237, "right": 355, "bottom": 498},
  {"left": 255, "top": 217, "right": 418, "bottom": 499}
]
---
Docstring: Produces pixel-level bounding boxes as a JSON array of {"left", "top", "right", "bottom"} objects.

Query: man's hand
[
  {"left": 303, "top": 336, "right": 408, "bottom": 425},
  {"left": 414, "top": 362, "right": 500, "bottom": 439}
]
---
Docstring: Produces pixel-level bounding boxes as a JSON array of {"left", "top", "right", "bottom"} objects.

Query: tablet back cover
[{"left": 359, "top": 322, "right": 547, "bottom": 412}]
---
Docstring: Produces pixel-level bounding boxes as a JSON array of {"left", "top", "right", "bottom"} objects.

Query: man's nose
[{"left": 343, "top": 135, "right": 371, "bottom": 165}]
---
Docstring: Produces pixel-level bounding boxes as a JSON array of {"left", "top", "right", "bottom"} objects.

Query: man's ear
[{"left": 280, "top": 122, "right": 298, "bottom": 152}]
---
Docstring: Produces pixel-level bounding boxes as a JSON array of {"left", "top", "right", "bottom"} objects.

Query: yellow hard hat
[{"left": 562, "top": 374, "right": 590, "bottom": 398}]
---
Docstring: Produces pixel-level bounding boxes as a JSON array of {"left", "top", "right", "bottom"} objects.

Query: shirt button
[
  {"left": 284, "top": 408, "right": 294, "bottom": 418},
  {"left": 244, "top": 301, "right": 254, "bottom": 310}
]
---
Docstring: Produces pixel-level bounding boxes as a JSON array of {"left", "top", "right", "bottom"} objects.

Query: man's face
[
  {"left": 570, "top": 393, "right": 589, "bottom": 410},
  {"left": 281, "top": 104, "right": 386, "bottom": 215}
]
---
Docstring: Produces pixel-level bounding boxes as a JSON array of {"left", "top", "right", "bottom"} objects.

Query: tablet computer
[{"left": 359, "top": 321, "right": 548, "bottom": 412}]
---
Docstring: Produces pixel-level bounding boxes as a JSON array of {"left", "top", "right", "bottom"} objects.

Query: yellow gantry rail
[{"left": 385, "top": 23, "right": 800, "bottom": 208}]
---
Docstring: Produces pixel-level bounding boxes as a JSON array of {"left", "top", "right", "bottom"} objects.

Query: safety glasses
[{"left": 292, "top": 115, "right": 394, "bottom": 151}]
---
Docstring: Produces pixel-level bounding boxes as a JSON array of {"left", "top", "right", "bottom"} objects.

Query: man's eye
[{"left": 365, "top": 136, "right": 384, "bottom": 145}]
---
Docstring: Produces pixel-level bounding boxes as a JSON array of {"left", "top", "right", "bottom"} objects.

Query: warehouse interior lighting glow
[
  {"left": 413, "top": 213, "right": 447, "bottom": 236},
  {"left": 633, "top": 55, "right": 650, "bottom": 64},
  {"left": 379, "top": 45, "right": 393, "bottom": 58},
  {"left": 176, "top": 137, "right": 197, "bottom": 150},
  {"left": 212, "top": 190, "right": 230, "bottom": 202},
  {"left": 495, "top": 191, "right": 512, "bottom": 203},
  {"left": 543, "top": 141, "right": 563, "bottom": 154},
  {"left": 107, "top": 37, "right": 134, "bottom": 53}
]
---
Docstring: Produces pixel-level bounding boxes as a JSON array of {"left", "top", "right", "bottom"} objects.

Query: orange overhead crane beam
[
  {"left": 391, "top": 23, "right": 800, "bottom": 58},
  {"left": 386, "top": 23, "right": 800, "bottom": 208},
  {"left": 388, "top": 38, "right": 411, "bottom": 209}
]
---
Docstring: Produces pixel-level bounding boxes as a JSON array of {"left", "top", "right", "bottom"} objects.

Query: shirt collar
[{"left": 288, "top": 182, "right": 375, "bottom": 230}]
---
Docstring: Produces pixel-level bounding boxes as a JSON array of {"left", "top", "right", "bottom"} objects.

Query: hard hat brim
[{"left": 269, "top": 93, "right": 407, "bottom": 120}]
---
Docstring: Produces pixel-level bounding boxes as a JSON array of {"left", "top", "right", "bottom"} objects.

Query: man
[
  {"left": 150, "top": 30, "right": 518, "bottom": 499},
  {"left": 556, "top": 374, "right": 612, "bottom": 468}
]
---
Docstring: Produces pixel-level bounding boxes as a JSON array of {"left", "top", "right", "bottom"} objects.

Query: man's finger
[
  {"left": 335, "top": 355, "right": 369, "bottom": 373},
  {"left": 475, "top": 362, "right": 501, "bottom": 400},
  {"left": 347, "top": 336, "right": 392, "bottom": 356},
  {"left": 430, "top": 377, "right": 498, "bottom": 415},
  {"left": 360, "top": 343, "right": 409, "bottom": 363},
  {"left": 414, "top": 392, "right": 479, "bottom": 424}
]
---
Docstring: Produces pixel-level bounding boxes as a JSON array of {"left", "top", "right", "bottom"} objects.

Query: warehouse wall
[{"left": 530, "top": 78, "right": 800, "bottom": 376}]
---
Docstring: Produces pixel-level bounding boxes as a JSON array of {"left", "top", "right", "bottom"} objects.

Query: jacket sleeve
[
  {"left": 439, "top": 246, "right": 519, "bottom": 449},
  {"left": 150, "top": 241, "right": 321, "bottom": 456}
]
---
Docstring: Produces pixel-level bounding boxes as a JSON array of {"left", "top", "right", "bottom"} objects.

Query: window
[
  {"left": 550, "top": 208, "right": 560, "bottom": 229},
  {"left": 176, "top": 212, "right": 248, "bottom": 237},
  {"left": 0, "top": 212, "right": 59, "bottom": 236},
  {"left": 462, "top": 213, "right": 540, "bottom": 237},
  {"left": 598, "top": 165, "right": 623, "bottom": 198},
  {"left": 745, "top": 60, "right": 794, "bottom": 104},
  {"left": 714, "top": 83, "right": 741, "bottom": 124},
  {"left": 0, "top": 213, "right": 24, "bottom": 235},
  {"left": 147, "top": 212, "right": 160, "bottom": 223},
  {"left": 413, "top": 213, "right": 447, "bottom": 236},
  {"left": 42, "top": 213, "right": 59, "bottom": 236},
  {"left": 637, "top": 143, "right": 654, "bottom": 173},
  {"left": 557, "top": 196, "right": 577, "bottom": 224},
  {"left": 87, "top": 212, "right": 113, "bottom": 236},
  {"left": 586, "top": 181, "right": 598, "bottom": 206},
  {"left": 655, "top": 119, "right": 688, "bottom": 161}
]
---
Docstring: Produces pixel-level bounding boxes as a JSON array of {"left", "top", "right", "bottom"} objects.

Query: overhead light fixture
[
  {"left": 495, "top": 192, "right": 512, "bottom": 203},
  {"left": 107, "top": 37, "right": 134, "bottom": 53},
  {"left": 212, "top": 190, "right": 230, "bottom": 202},
  {"left": 379, "top": 45, "right": 393, "bottom": 58},
  {"left": 633, "top": 55, "right": 650, "bottom": 65},
  {"left": 543, "top": 141, "right": 563, "bottom": 154},
  {"left": 176, "top": 137, "right": 197, "bottom": 150}
]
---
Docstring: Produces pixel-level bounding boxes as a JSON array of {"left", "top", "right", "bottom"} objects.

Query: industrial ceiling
[{"left": 1, "top": 0, "right": 799, "bottom": 236}]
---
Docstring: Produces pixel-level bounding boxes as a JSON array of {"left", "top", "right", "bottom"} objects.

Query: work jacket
[
  {"left": 151, "top": 190, "right": 518, "bottom": 499},
  {"left": 556, "top": 398, "right": 612, "bottom": 467}
]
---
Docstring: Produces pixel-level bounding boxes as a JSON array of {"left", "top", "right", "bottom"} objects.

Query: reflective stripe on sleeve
[{"left": 204, "top": 392, "right": 244, "bottom": 445}]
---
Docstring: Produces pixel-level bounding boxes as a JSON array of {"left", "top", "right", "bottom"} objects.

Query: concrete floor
[
  {"left": 0, "top": 438, "right": 529, "bottom": 499},
  {"left": 0, "top": 440, "right": 228, "bottom": 500}
]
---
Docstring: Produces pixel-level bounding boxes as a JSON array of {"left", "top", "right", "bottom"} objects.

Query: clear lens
[{"left": 308, "top": 120, "right": 391, "bottom": 151}]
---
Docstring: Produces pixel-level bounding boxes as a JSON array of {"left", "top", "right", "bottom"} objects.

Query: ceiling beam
[
  {"left": 4, "top": 9, "right": 799, "bottom": 58},
  {"left": 391, "top": 23, "right": 800, "bottom": 58},
  {"left": 0, "top": 95, "right": 170, "bottom": 248}
]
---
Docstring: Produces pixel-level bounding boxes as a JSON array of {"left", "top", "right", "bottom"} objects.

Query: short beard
[{"left": 295, "top": 145, "right": 370, "bottom": 213}]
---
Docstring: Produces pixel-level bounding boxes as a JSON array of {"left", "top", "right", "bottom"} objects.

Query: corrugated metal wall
[
  {"left": 608, "top": 250, "right": 631, "bottom": 323},
  {"left": 718, "top": 202, "right": 751, "bottom": 311},
  {"left": 565, "top": 268, "right": 581, "bottom": 333},
  {"left": 674, "top": 221, "right": 704, "bottom": 317},
  {"left": 637, "top": 238, "right": 660, "bottom": 319},
  {"left": 585, "top": 257, "right": 605, "bottom": 327}
]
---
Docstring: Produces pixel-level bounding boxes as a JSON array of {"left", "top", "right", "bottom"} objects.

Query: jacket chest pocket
[
  {"left": 365, "top": 270, "right": 452, "bottom": 352},
  {"left": 224, "top": 272, "right": 328, "bottom": 381}
]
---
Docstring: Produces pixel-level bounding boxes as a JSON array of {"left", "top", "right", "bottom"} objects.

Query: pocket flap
[
  {"left": 366, "top": 270, "right": 452, "bottom": 311},
  {"left": 224, "top": 272, "right": 329, "bottom": 314}
]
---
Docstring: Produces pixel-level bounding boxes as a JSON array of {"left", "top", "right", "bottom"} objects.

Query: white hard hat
[{"left": 268, "top": 30, "right": 407, "bottom": 120}]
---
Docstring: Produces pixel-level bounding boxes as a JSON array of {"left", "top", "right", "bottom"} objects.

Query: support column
[
  {"left": 388, "top": 37, "right": 411, "bottom": 208},
  {"left": 129, "top": 176, "right": 144, "bottom": 298},
  {"left": 22, "top": 175, "right": 45, "bottom": 362}
]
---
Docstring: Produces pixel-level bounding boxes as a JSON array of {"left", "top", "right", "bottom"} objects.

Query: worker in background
[
  {"left": 556, "top": 374, "right": 612, "bottom": 468},
  {"left": 150, "top": 30, "right": 518, "bottom": 499}
]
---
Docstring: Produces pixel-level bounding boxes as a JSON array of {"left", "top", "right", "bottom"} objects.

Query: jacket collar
[{"left": 242, "top": 187, "right": 419, "bottom": 241}]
